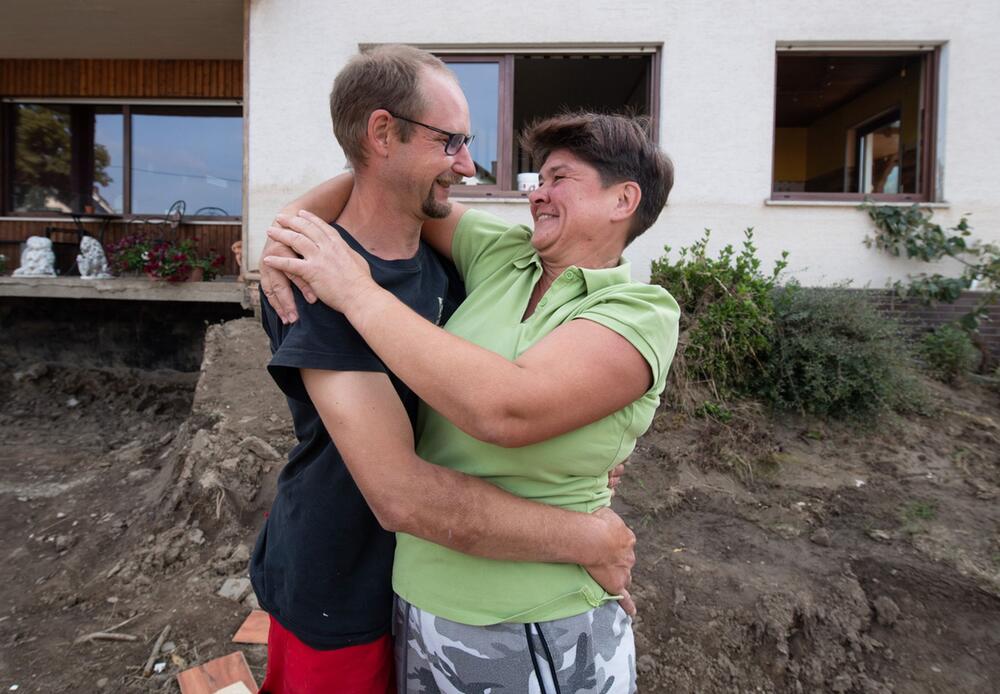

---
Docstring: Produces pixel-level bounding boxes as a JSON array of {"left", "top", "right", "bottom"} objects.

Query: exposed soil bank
[{"left": 1, "top": 317, "right": 998, "bottom": 692}]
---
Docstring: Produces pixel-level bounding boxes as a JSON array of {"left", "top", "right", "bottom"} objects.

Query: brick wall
[{"left": 872, "top": 290, "right": 1000, "bottom": 361}]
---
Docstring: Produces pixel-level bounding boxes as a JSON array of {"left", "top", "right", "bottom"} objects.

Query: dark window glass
[
  {"left": 512, "top": 55, "right": 653, "bottom": 188},
  {"left": 449, "top": 62, "right": 500, "bottom": 186},
  {"left": 131, "top": 107, "right": 242, "bottom": 215},
  {"left": 773, "top": 54, "right": 923, "bottom": 195},
  {"left": 11, "top": 104, "right": 74, "bottom": 213}
]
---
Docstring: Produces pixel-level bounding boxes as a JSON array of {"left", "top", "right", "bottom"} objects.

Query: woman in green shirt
[{"left": 265, "top": 112, "right": 678, "bottom": 693}]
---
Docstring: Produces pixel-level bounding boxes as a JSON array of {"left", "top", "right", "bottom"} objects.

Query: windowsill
[
  {"left": 452, "top": 195, "right": 531, "bottom": 204},
  {"left": 0, "top": 216, "right": 240, "bottom": 225},
  {"left": 0, "top": 275, "right": 248, "bottom": 303},
  {"left": 764, "top": 199, "right": 950, "bottom": 209}
]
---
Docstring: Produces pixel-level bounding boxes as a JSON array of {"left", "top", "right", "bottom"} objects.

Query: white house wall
[{"left": 247, "top": 0, "right": 1000, "bottom": 286}]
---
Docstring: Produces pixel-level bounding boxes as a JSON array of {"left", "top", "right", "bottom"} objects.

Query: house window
[
  {"left": 4, "top": 101, "right": 242, "bottom": 217},
  {"left": 440, "top": 52, "right": 658, "bottom": 195},
  {"left": 771, "top": 49, "right": 938, "bottom": 201}
]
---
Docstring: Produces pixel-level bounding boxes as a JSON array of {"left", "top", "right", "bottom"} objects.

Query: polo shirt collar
[
  {"left": 512, "top": 252, "right": 631, "bottom": 294},
  {"left": 580, "top": 258, "right": 631, "bottom": 294}
]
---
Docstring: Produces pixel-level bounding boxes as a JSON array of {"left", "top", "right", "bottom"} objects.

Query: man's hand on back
[{"left": 584, "top": 507, "right": 637, "bottom": 616}]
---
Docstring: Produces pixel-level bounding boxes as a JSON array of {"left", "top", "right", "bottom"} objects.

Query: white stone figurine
[
  {"left": 12, "top": 236, "right": 57, "bottom": 277},
  {"left": 77, "top": 235, "right": 112, "bottom": 279}
]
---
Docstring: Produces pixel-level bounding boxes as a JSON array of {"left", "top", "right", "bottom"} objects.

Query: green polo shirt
[{"left": 393, "top": 209, "right": 679, "bottom": 625}]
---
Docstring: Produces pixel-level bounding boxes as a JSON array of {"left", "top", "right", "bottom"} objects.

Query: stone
[
  {"left": 116, "top": 446, "right": 145, "bottom": 465},
  {"left": 810, "top": 528, "right": 832, "bottom": 547},
  {"left": 13, "top": 363, "right": 48, "bottom": 383},
  {"left": 637, "top": 654, "right": 657, "bottom": 674},
  {"left": 867, "top": 529, "right": 892, "bottom": 543},
  {"left": 243, "top": 591, "right": 260, "bottom": 610},
  {"left": 96, "top": 678, "right": 108, "bottom": 688},
  {"left": 13, "top": 236, "right": 56, "bottom": 277},
  {"left": 240, "top": 436, "right": 280, "bottom": 460},
  {"left": 161, "top": 641, "right": 176, "bottom": 654},
  {"left": 54, "top": 534, "right": 76, "bottom": 552},
  {"left": 218, "top": 577, "right": 252, "bottom": 602},
  {"left": 219, "top": 457, "right": 241, "bottom": 471},
  {"left": 126, "top": 469, "right": 156, "bottom": 483},
  {"left": 76, "top": 235, "right": 112, "bottom": 279},
  {"left": 831, "top": 674, "right": 853, "bottom": 692},
  {"left": 189, "top": 429, "right": 214, "bottom": 459},
  {"left": 229, "top": 543, "right": 251, "bottom": 565},
  {"left": 873, "top": 596, "right": 901, "bottom": 626}
]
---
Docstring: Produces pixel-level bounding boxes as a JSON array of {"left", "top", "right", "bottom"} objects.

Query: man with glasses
[{"left": 252, "top": 45, "right": 633, "bottom": 693}]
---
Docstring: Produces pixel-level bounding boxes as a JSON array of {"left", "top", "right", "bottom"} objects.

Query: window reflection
[
  {"left": 131, "top": 108, "right": 242, "bottom": 215},
  {"left": 449, "top": 62, "right": 499, "bottom": 185},
  {"left": 12, "top": 104, "right": 74, "bottom": 213},
  {"left": 93, "top": 108, "right": 124, "bottom": 213}
]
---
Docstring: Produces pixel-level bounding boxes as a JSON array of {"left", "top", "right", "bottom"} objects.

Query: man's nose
[{"left": 452, "top": 143, "right": 476, "bottom": 178}]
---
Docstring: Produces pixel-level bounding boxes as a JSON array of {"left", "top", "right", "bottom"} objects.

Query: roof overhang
[{"left": 0, "top": 0, "right": 243, "bottom": 60}]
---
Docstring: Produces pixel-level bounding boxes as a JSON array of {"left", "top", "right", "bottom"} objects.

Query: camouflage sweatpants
[{"left": 393, "top": 597, "right": 636, "bottom": 693}]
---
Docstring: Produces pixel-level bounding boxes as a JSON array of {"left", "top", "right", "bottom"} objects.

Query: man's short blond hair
[{"left": 330, "top": 45, "right": 451, "bottom": 168}]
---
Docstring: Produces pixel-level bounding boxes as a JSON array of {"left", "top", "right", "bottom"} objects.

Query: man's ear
[
  {"left": 610, "top": 181, "right": 642, "bottom": 223},
  {"left": 367, "top": 109, "right": 394, "bottom": 158}
]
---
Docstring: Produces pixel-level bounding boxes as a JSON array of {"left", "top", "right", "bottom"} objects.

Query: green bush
[
  {"left": 760, "top": 286, "right": 925, "bottom": 419},
  {"left": 919, "top": 324, "right": 978, "bottom": 383},
  {"left": 650, "top": 229, "right": 787, "bottom": 397}
]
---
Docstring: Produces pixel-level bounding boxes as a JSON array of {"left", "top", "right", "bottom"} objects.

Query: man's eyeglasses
[{"left": 386, "top": 111, "right": 474, "bottom": 156}]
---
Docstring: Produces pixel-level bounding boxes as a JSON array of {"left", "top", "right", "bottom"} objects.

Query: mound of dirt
[
  {"left": 0, "top": 318, "right": 292, "bottom": 692},
  {"left": 2, "top": 316, "right": 998, "bottom": 692},
  {"left": 622, "top": 380, "right": 1000, "bottom": 693}
]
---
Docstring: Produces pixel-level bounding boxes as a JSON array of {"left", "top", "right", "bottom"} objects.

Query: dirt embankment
[
  {"left": 2, "top": 317, "right": 999, "bottom": 692},
  {"left": 623, "top": 385, "right": 1000, "bottom": 693},
  {"left": 1, "top": 318, "right": 291, "bottom": 692}
]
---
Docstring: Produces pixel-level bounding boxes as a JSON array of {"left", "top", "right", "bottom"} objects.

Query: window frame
[
  {"left": 770, "top": 47, "right": 940, "bottom": 203},
  {"left": 1, "top": 97, "right": 243, "bottom": 221},
  {"left": 433, "top": 47, "right": 661, "bottom": 198}
]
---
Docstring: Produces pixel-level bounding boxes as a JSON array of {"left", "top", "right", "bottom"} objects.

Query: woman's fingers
[
  {"left": 267, "top": 226, "right": 318, "bottom": 258},
  {"left": 261, "top": 254, "right": 309, "bottom": 276}
]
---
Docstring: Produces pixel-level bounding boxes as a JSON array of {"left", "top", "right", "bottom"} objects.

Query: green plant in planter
[
  {"left": 106, "top": 234, "right": 152, "bottom": 275},
  {"left": 143, "top": 238, "right": 224, "bottom": 282}
]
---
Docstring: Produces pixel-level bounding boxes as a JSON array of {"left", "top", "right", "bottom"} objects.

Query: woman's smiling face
[{"left": 528, "top": 149, "right": 623, "bottom": 259}]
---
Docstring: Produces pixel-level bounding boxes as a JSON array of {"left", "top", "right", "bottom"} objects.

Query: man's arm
[{"left": 301, "top": 367, "right": 635, "bottom": 608}]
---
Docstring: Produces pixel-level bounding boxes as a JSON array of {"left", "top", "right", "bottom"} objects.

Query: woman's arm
[
  {"left": 259, "top": 174, "right": 355, "bottom": 323},
  {"left": 265, "top": 211, "right": 654, "bottom": 447},
  {"left": 419, "top": 200, "right": 469, "bottom": 260}
]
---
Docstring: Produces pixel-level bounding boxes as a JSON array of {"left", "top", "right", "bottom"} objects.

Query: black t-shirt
[{"left": 250, "top": 224, "right": 463, "bottom": 650}]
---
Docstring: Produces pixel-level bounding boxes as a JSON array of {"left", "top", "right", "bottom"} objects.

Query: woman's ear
[{"left": 610, "top": 181, "right": 642, "bottom": 223}]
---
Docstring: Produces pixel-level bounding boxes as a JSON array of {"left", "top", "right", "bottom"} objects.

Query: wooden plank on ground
[
  {"left": 176, "top": 651, "right": 257, "bottom": 694},
  {"left": 232, "top": 610, "right": 269, "bottom": 644}
]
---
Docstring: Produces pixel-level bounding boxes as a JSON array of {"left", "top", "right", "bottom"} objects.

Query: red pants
[{"left": 259, "top": 616, "right": 395, "bottom": 694}]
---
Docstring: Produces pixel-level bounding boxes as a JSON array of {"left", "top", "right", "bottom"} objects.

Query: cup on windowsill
[{"left": 517, "top": 173, "right": 539, "bottom": 193}]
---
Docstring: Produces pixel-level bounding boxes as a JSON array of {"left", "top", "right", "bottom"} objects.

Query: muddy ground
[{"left": 1, "top": 317, "right": 999, "bottom": 692}]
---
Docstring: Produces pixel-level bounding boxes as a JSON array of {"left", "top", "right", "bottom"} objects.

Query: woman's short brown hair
[
  {"left": 521, "top": 112, "right": 674, "bottom": 244},
  {"left": 330, "top": 45, "right": 451, "bottom": 168}
]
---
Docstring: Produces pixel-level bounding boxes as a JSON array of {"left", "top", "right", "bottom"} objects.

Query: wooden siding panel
[{"left": 0, "top": 59, "right": 242, "bottom": 99}]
